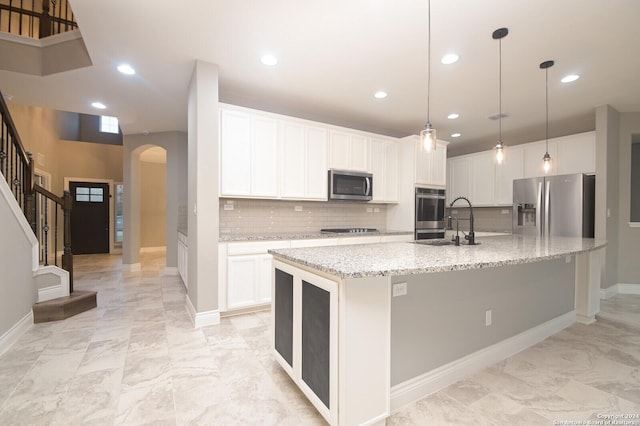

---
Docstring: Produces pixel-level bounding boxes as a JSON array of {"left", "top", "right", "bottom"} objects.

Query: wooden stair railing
[
  {"left": 1, "top": 90, "right": 93, "bottom": 321},
  {"left": 0, "top": 0, "right": 78, "bottom": 39}
]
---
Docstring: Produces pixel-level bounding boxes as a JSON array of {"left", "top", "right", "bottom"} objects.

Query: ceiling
[{"left": 1, "top": 0, "right": 639, "bottom": 156}]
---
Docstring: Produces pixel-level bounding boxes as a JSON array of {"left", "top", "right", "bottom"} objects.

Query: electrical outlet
[
  {"left": 485, "top": 309, "right": 492, "bottom": 326},
  {"left": 294, "top": 206, "right": 303, "bottom": 212},
  {"left": 367, "top": 207, "right": 373, "bottom": 213},
  {"left": 374, "top": 208, "right": 380, "bottom": 213},
  {"left": 223, "top": 203, "right": 234, "bottom": 211},
  {"left": 501, "top": 209, "right": 510, "bottom": 214},
  {"left": 392, "top": 282, "right": 408, "bottom": 297},
  {"left": 565, "top": 255, "right": 571, "bottom": 263}
]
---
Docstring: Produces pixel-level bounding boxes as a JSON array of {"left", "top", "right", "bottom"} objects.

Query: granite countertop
[
  {"left": 269, "top": 234, "right": 607, "bottom": 279},
  {"left": 218, "top": 230, "right": 412, "bottom": 242}
]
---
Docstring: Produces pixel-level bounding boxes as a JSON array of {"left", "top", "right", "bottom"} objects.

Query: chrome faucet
[{"left": 447, "top": 196, "right": 476, "bottom": 246}]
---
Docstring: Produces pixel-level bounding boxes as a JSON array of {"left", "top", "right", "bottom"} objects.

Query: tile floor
[{"left": 0, "top": 252, "right": 638, "bottom": 425}]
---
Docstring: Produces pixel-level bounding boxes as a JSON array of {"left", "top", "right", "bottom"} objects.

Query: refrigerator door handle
[
  {"left": 545, "top": 180, "right": 551, "bottom": 236},
  {"left": 536, "top": 181, "right": 543, "bottom": 237}
]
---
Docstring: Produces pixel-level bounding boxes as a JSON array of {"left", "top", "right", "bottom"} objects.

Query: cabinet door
[
  {"left": 227, "top": 255, "right": 260, "bottom": 309},
  {"left": 257, "top": 254, "right": 273, "bottom": 304},
  {"left": 448, "top": 157, "right": 471, "bottom": 202},
  {"left": 281, "top": 122, "right": 307, "bottom": 198},
  {"left": 329, "top": 131, "right": 350, "bottom": 170},
  {"left": 495, "top": 145, "right": 524, "bottom": 205},
  {"left": 471, "top": 152, "right": 496, "bottom": 206},
  {"left": 220, "top": 109, "right": 251, "bottom": 195},
  {"left": 431, "top": 142, "right": 448, "bottom": 186},
  {"left": 251, "top": 117, "right": 279, "bottom": 197},
  {"left": 384, "top": 141, "right": 399, "bottom": 202},
  {"left": 555, "top": 132, "right": 596, "bottom": 175},
  {"left": 414, "top": 141, "right": 431, "bottom": 185},
  {"left": 305, "top": 127, "right": 328, "bottom": 200},
  {"left": 370, "top": 139, "right": 386, "bottom": 202},
  {"left": 274, "top": 268, "right": 294, "bottom": 368},
  {"left": 349, "top": 134, "right": 369, "bottom": 172}
]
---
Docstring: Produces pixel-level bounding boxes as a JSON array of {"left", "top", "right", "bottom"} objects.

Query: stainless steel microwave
[{"left": 328, "top": 169, "right": 373, "bottom": 201}]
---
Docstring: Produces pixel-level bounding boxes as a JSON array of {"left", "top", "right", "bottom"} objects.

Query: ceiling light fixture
[
  {"left": 261, "top": 54, "right": 278, "bottom": 66},
  {"left": 540, "top": 60, "right": 554, "bottom": 174},
  {"left": 441, "top": 53, "right": 459, "bottom": 65},
  {"left": 117, "top": 64, "right": 136, "bottom": 75},
  {"left": 374, "top": 91, "right": 388, "bottom": 99},
  {"left": 419, "top": 0, "right": 436, "bottom": 153},
  {"left": 561, "top": 74, "right": 579, "bottom": 83},
  {"left": 492, "top": 27, "right": 508, "bottom": 165},
  {"left": 91, "top": 102, "right": 106, "bottom": 109},
  {"left": 451, "top": 133, "right": 461, "bottom": 138},
  {"left": 447, "top": 113, "right": 459, "bottom": 119}
]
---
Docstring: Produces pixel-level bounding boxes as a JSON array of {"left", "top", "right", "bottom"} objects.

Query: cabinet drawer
[{"left": 227, "top": 240, "right": 290, "bottom": 255}]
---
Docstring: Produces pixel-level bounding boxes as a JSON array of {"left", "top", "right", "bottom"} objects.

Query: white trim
[
  {"left": 0, "top": 174, "right": 39, "bottom": 271},
  {"left": 33, "top": 265, "right": 70, "bottom": 302},
  {"left": 600, "top": 283, "right": 640, "bottom": 299},
  {"left": 389, "top": 311, "right": 576, "bottom": 413},
  {"left": 0, "top": 29, "right": 82, "bottom": 47},
  {"left": 185, "top": 296, "right": 220, "bottom": 328},
  {"left": 0, "top": 311, "right": 33, "bottom": 357},
  {"left": 140, "top": 246, "right": 166, "bottom": 253},
  {"left": 629, "top": 222, "right": 640, "bottom": 228},
  {"left": 164, "top": 267, "right": 179, "bottom": 276},
  {"left": 64, "top": 177, "right": 116, "bottom": 254},
  {"left": 122, "top": 263, "right": 141, "bottom": 272}
]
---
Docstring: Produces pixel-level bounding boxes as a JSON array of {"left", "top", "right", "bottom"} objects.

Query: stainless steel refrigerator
[{"left": 512, "top": 173, "right": 595, "bottom": 237}]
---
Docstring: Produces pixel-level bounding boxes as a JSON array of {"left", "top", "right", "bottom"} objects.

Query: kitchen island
[{"left": 269, "top": 235, "right": 606, "bottom": 426}]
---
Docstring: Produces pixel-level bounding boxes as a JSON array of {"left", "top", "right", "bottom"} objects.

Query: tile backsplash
[
  {"left": 220, "top": 198, "right": 387, "bottom": 236},
  {"left": 446, "top": 206, "right": 513, "bottom": 233}
]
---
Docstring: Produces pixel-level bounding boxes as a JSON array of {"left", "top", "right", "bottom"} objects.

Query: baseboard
[
  {"left": 140, "top": 246, "right": 166, "bottom": 253},
  {"left": 164, "top": 267, "right": 179, "bottom": 276},
  {"left": 389, "top": 310, "right": 576, "bottom": 413},
  {"left": 34, "top": 265, "right": 69, "bottom": 302},
  {"left": 122, "top": 263, "right": 141, "bottom": 272},
  {"left": 600, "top": 283, "right": 640, "bottom": 299},
  {"left": 185, "top": 296, "right": 220, "bottom": 328},
  {"left": 0, "top": 311, "right": 33, "bottom": 357}
]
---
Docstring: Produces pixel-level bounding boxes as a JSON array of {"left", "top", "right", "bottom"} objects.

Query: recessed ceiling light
[
  {"left": 447, "top": 113, "right": 460, "bottom": 119},
  {"left": 374, "top": 91, "right": 388, "bottom": 99},
  {"left": 91, "top": 102, "right": 107, "bottom": 109},
  {"left": 561, "top": 74, "right": 580, "bottom": 83},
  {"left": 451, "top": 133, "right": 461, "bottom": 138},
  {"left": 261, "top": 54, "right": 278, "bottom": 66},
  {"left": 117, "top": 64, "right": 136, "bottom": 75},
  {"left": 441, "top": 53, "right": 460, "bottom": 65}
]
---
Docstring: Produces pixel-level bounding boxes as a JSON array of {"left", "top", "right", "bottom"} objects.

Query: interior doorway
[{"left": 69, "top": 181, "right": 110, "bottom": 254}]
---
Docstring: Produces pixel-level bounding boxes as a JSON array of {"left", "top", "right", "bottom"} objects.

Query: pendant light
[
  {"left": 540, "top": 60, "right": 554, "bottom": 174},
  {"left": 492, "top": 27, "right": 508, "bottom": 164},
  {"left": 419, "top": 0, "right": 436, "bottom": 152}
]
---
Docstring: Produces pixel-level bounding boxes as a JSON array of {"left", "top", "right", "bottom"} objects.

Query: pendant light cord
[
  {"left": 499, "top": 37, "right": 502, "bottom": 143},
  {"left": 545, "top": 67, "right": 549, "bottom": 152},
  {"left": 426, "top": 0, "right": 431, "bottom": 125}
]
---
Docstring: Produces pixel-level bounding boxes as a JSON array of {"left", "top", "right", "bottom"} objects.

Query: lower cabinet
[
  {"left": 273, "top": 261, "right": 338, "bottom": 425},
  {"left": 227, "top": 253, "right": 273, "bottom": 309}
]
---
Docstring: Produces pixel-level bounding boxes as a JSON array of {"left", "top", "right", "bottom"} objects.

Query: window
[
  {"left": 115, "top": 183, "right": 124, "bottom": 244},
  {"left": 75, "top": 187, "right": 104, "bottom": 203},
  {"left": 100, "top": 115, "right": 119, "bottom": 134}
]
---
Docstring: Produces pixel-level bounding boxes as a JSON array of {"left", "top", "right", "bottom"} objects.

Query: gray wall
[
  {"left": 390, "top": 258, "right": 574, "bottom": 385},
  {"left": 0, "top": 180, "right": 37, "bottom": 342},
  {"left": 140, "top": 161, "right": 167, "bottom": 248},
  {"left": 617, "top": 112, "right": 640, "bottom": 283},
  {"left": 631, "top": 140, "right": 640, "bottom": 222}
]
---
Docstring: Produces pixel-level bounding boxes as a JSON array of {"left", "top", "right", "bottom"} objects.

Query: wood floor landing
[{"left": 32, "top": 290, "right": 97, "bottom": 323}]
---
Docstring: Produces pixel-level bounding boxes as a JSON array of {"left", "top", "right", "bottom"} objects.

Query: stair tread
[{"left": 33, "top": 291, "right": 97, "bottom": 323}]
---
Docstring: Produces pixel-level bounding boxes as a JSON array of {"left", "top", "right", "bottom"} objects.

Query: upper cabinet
[
  {"left": 328, "top": 130, "right": 369, "bottom": 172},
  {"left": 220, "top": 108, "right": 278, "bottom": 197},
  {"left": 446, "top": 131, "right": 596, "bottom": 206},
  {"left": 370, "top": 137, "right": 398, "bottom": 203},
  {"left": 280, "top": 121, "right": 328, "bottom": 200},
  {"left": 414, "top": 137, "right": 448, "bottom": 187}
]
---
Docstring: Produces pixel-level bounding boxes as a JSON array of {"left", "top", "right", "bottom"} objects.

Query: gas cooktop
[{"left": 320, "top": 228, "right": 379, "bottom": 234}]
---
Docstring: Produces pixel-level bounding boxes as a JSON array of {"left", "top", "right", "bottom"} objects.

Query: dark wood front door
[{"left": 70, "top": 181, "right": 110, "bottom": 254}]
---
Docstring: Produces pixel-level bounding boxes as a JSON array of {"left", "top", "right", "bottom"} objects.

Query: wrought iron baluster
[
  {"left": 43, "top": 196, "right": 49, "bottom": 265},
  {"left": 54, "top": 205, "right": 59, "bottom": 266}
]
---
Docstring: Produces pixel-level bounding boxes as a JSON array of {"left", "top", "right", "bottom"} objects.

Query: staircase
[{"left": 0, "top": 90, "right": 96, "bottom": 323}]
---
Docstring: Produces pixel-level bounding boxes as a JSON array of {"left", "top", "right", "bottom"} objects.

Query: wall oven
[
  {"left": 328, "top": 169, "right": 373, "bottom": 201},
  {"left": 415, "top": 187, "right": 446, "bottom": 240}
]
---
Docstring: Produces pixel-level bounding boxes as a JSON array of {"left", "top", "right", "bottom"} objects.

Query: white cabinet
[
  {"left": 470, "top": 152, "right": 496, "bottom": 206},
  {"left": 220, "top": 107, "right": 278, "bottom": 197},
  {"left": 555, "top": 132, "right": 596, "bottom": 175},
  {"left": 329, "top": 130, "right": 369, "bottom": 172},
  {"left": 370, "top": 137, "right": 398, "bottom": 203},
  {"left": 495, "top": 145, "right": 524, "bottom": 205},
  {"left": 227, "top": 254, "right": 273, "bottom": 308},
  {"left": 177, "top": 232, "right": 188, "bottom": 289},
  {"left": 281, "top": 121, "right": 328, "bottom": 200},
  {"left": 415, "top": 139, "right": 448, "bottom": 187},
  {"left": 447, "top": 156, "right": 471, "bottom": 204}
]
